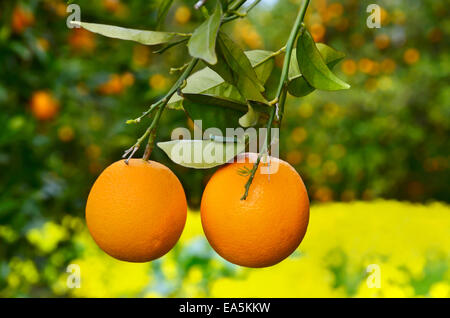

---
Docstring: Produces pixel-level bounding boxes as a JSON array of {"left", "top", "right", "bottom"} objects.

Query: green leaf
[
  {"left": 207, "top": 32, "right": 268, "bottom": 126},
  {"left": 183, "top": 93, "right": 247, "bottom": 132},
  {"left": 238, "top": 103, "right": 260, "bottom": 127},
  {"left": 168, "top": 67, "right": 230, "bottom": 109},
  {"left": 72, "top": 21, "right": 187, "bottom": 46},
  {"left": 315, "top": 43, "right": 346, "bottom": 68},
  {"left": 288, "top": 44, "right": 346, "bottom": 97},
  {"left": 245, "top": 50, "right": 275, "bottom": 84},
  {"left": 219, "top": 0, "right": 229, "bottom": 11},
  {"left": 156, "top": 0, "right": 174, "bottom": 30},
  {"left": 157, "top": 139, "right": 246, "bottom": 169},
  {"left": 187, "top": 3, "right": 222, "bottom": 64},
  {"left": 168, "top": 49, "right": 275, "bottom": 109},
  {"left": 182, "top": 93, "right": 270, "bottom": 130},
  {"left": 296, "top": 28, "right": 350, "bottom": 91},
  {"left": 288, "top": 45, "right": 345, "bottom": 81},
  {"left": 209, "top": 31, "right": 266, "bottom": 102}
]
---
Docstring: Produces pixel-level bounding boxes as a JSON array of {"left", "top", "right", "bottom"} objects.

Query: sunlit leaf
[
  {"left": 245, "top": 50, "right": 275, "bottom": 84},
  {"left": 187, "top": 3, "right": 222, "bottom": 64},
  {"left": 288, "top": 44, "right": 346, "bottom": 97},
  {"left": 168, "top": 49, "right": 275, "bottom": 109},
  {"left": 72, "top": 21, "right": 187, "bottom": 46},
  {"left": 157, "top": 139, "right": 246, "bottom": 169},
  {"left": 315, "top": 43, "right": 346, "bottom": 68},
  {"left": 207, "top": 32, "right": 269, "bottom": 125},
  {"left": 296, "top": 28, "right": 350, "bottom": 91},
  {"left": 209, "top": 31, "right": 266, "bottom": 103},
  {"left": 238, "top": 103, "right": 260, "bottom": 128}
]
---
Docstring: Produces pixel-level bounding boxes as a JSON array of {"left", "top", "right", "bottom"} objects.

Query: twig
[
  {"left": 126, "top": 102, "right": 161, "bottom": 124},
  {"left": 142, "top": 58, "right": 199, "bottom": 161},
  {"left": 223, "top": 0, "right": 261, "bottom": 23},
  {"left": 170, "top": 62, "right": 190, "bottom": 74},
  {"left": 228, "top": 0, "right": 248, "bottom": 13},
  {"left": 123, "top": 59, "right": 199, "bottom": 163},
  {"left": 153, "top": 38, "right": 189, "bottom": 54},
  {"left": 241, "top": 0, "right": 311, "bottom": 200},
  {"left": 252, "top": 45, "right": 286, "bottom": 68}
]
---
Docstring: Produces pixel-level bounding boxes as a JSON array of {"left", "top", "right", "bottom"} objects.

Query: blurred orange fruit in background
[
  {"left": 86, "top": 159, "right": 187, "bottom": 262},
  {"left": 403, "top": 48, "right": 420, "bottom": 65},
  {"left": 174, "top": 6, "right": 192, "bottom": 25},
  {"left": 68, "top": 28, "right": 96, "bottom": 52},
  {"left": 341, "top": 59, "right": 357, "bottom": 76},
  {"left": 133, "top": 45, "right": 150, "bottom": 67},
  {"left": 58, "top": 126, "right": 75, "bottom": 142},
  {"left": 310, "top": 23, "right": 326, "bottom": 42},
  {"left": 201, "top": 153, "right": 310, "bottom": 268},
  {"left": 149, "top": 74, "right": 169, "bottom": 91},
  {"left": 103, "top": 0, "right": 120, "bottom": 12},
  {"left": 381, "top": 58, "right": 396, "bottom": 74},
  {"left": 375, "top": 34, "right": 390, "bottom": 50},
  {"left": 12, "top": 6, "right": 35, "bottom": 33},
  {"left": 358, "top": 58, "right": 374, "bottom": 74},
  {"left": 98, "top": 74, "right": 124, "bottom": 95},
  {"left": 30, "top": 91, "right": 59, "bottom": 121},
  {"left": 120, "top": 72, "right": 135, "bottom": 87}
]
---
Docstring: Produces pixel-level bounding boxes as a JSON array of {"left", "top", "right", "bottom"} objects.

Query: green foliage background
[{"left": 0, "top": 0, "right": 448, "bottom": 297}]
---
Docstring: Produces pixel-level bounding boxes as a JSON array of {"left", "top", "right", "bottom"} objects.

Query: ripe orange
[
  {"left": 86, "top": 159, "right": 187, "bottom": 262},
  {"left": 310, "top": 23, "right": 326, "bottom": 42},
  {"left": 174, "top": 6, "right": 192, "bottom": 25},
  {"left": 98, "top": 74, "right": 124, "bottom": 95},
  {"left": 149, "top": 74, "right": 169, "bottom": 91},
  {"left": 30, "top": 91, "right": 59, "bottom": 121},
  {"left": 68, "top": 28, "right": 96, "bottom": 52},
  {"left": 403, "top": 48, "right": 420, "bottom": 65},
  {"left": 12, "top": 6, "right": 35, "bottom": 33},
  {"left": 201, "top": 153, "right": 310, "bottom": 268},
  {"left": 103, "top": 0, "right": 120, "bottom": 12}
]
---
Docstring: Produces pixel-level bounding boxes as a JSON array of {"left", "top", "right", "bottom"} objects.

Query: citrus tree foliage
[
  {"left": 0, "top": 0, "right": 448, "bottom": 297},
  {"left": 70, "top": 0, "right": 349, "bottom": 202}
]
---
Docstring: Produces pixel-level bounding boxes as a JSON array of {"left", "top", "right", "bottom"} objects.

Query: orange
[
  {"left": 358, "top": 58, "right": 374, "bottom": 74},
  {"left": 310, "top": 23, "right": 326, "bottom": 42},
  {"left": 375, "top": 34, "right": 390, "bottom": 50},
  {"left": 201, "top": 153, "right": 310, "bottom": 268},
  {"left": 98, "top": 74, "right": 124, "bottom": 95},
  {"left": 121, "top": 72, "right": 135, "bottom": 87},
  {"left": 103, "top": 0, "right": 120, "bottom": 12},
  {"left": 12, "top": 6, "right": 35, "bottom": 33},
  {"left": 86, "top": 159, "right": 187, "bottom": 262},
  {"left": 149, "top": 74, "right": 169, "bottom": 91},
  {"left": 403, "top": 48, "right": 420, "bottom": 65},
  {"left": 68, "top": 28, "right": 96, "bottom": 52},
  {"left": 341, "top": 59, "right": 357, "bottom": 76},
  {"left": 30, "top": 91, "right": 59, "bottom": 121},
  {"left": 174, "top": 6, "right": 192, "bottom": 25},
  {"left": 58, "top": 125, "right": 75, "bottom": 142},
  {"left": 242, "top": 30, "right": 263, "bottom": 49},
  {"left": 381, "top": 58, "right": 396, "bottom": 74}
]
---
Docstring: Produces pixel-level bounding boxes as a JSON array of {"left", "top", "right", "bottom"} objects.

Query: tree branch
[
  {"left": 241, "top": 0, "right": 311, "bottom": 200},
  {"left": 123, "top": 58, "right": 199, "bottom": 163}
]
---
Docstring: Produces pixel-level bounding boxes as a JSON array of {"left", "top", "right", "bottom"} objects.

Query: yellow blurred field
[{"left": 15, "top": 200, "right": 447, "bottom": 298}]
